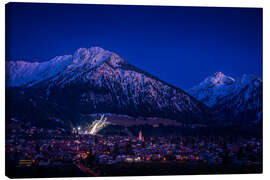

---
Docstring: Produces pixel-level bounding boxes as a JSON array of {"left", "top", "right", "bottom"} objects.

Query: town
[{"left": 6, "top": 119, "right": 262, "bottom": 177}]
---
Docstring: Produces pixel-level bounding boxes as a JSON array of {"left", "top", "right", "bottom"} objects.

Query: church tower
[{"left": 138, "top": 130, "right": 144, "bottom": 141}]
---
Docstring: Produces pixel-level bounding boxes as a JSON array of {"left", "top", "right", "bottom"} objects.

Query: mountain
[
  {"left": 6, "top": 55, "right": 73, "bottom": 87},
  {"left": 188, "top": 72, "right": 262, "bottom": 124},
  {"left": 6, "top": 47, "right": 213, "bottom": 128}
]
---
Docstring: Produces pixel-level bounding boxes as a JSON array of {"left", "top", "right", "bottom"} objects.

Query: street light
[{"left": 77, "top": 127, "right": 81, "bottom": 135}]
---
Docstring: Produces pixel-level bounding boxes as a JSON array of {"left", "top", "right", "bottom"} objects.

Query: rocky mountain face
[
  {"left": 6, "top": 47, "right": 213, "bottom": 128},
  {"left": 188, "top": 72, "right": 262, "bottom": 124}
]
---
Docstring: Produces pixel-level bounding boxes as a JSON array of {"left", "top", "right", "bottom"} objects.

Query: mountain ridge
[
  {"left": 6, "top": 46, "right": 214, "bottom": 128},
  {"left": 188, "top": 72, "right": 262, "bottom": 123}
]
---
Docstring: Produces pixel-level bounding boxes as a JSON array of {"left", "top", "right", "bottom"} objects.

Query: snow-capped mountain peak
[
  {"left": 6, "top": 46, "right": 120, "bottom": 87},
  {"left": 69, "top": 47, "right": 113, "bottom": 69},
  {"left": 6, "top": 55, "right": 73, "bottom": 87},
  {"left": 188, "top": 72, "right": 262, "bottom": 123},
  {"left": 200, "top": 72, "right": 235, "bottom": 88},
  {"left": 187, "top": 72, "right": 236, "bottom": 107}
]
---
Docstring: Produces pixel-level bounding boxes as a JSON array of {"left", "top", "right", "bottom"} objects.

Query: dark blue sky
[{"left": 6, "top": 3, "right": 262, "bottom": 89}]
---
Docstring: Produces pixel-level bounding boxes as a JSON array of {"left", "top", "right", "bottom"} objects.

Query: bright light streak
[{"left": 88, "top": 114, "right": 109, "bottom": 135}]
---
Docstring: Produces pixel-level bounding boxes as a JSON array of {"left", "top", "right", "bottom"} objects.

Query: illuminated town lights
[{"left": 125, "top": 157, "right": 133, "bottom": 162}]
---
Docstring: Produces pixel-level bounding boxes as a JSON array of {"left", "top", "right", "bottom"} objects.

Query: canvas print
[{"left": 5, "top": 3, "right": 262, "bottom": 178}]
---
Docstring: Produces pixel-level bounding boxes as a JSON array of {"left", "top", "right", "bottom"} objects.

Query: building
[{"left": 138, "top": 130, "right": 144, "bottom": 141}]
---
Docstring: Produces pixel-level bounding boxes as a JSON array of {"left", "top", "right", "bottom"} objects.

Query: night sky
[{"left": 6, "top": 3, "right": 262, "bottom": 89}]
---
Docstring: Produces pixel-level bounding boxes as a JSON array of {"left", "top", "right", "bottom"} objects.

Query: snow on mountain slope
[
  {"left": 68, "top": 47, "right": 113, "bottom": 70},
  {"left": 44, "top": 47, "right": 211, "bottom": 121},
  {"left": 188, "top": 72, "right": 262, "bottom": 123},
  {"left": 6, "top": 46, "right": 213, "bottom": 124},
  {"left": 6, "top": 47, "right": 125, "bottom": 87},
  {"left": 6, "top": 55, "right": 73, "bottom": 87},
  {"left": 188, "top": 72, "right": 236, "bottom": 107}
]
